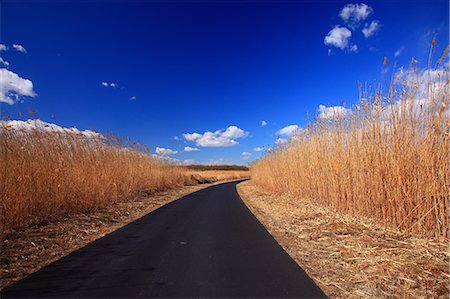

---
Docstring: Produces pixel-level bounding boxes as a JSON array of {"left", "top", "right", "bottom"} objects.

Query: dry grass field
[
  {"left": 0, "top": 126, "right": 189, "bottom": 236},
  {"left": 251, "top": 50, "right": 449, "bottom": 239},
  {"left": 0, "top": 123, "right": 249, "bottom": 238},
  {"left": 188, "top": 170, "right": 250, "bottom": 183},
  {"left": 238, "top": 181, "right": 448, "bottom": 298}
]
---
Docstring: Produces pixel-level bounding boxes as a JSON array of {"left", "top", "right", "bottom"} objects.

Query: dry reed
[
  {"left": 251, "top": 48, "right": 449, "bottom": 238},
  {"left": 0, "top": 125, "right": 191, "bottom": 235},
  {"left": 188, "top": 170, "right": 250, "bottom": 182}
]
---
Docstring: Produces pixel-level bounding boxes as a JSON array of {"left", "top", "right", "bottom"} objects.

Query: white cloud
[
  {"left": 261, "top": 120, "right": 267, "bottom": 126},
  {"left": 241, "top": 152, "right": 252, "bottom": 160},
  {"left": 101, "top": 82, "right": 118, "bottom": 88},
  {"left": 221, "top": 125, "right": 248, "bottom": 139},
  {"left": 152, "top": 154, "right": 180, "bottom": 165},
  {"left": 183, "top": 125, "right": 249, "bottom": 147},
  {"left": 173, "top": 136, "right": 181, "bottom": 141},
  {"left": 184, "top": 146, "right": 199, "bottom": 152},
  {"left": 183, "top": 132, "right": 202, "bottom": 141},
  {"left": 394, "top": 47, "right": 404, "bottom": 57},
  {"left": 0, "top": 57, "right": 9, "bottom": 67},
  {"left": 317, "top": 105, "right": 352, "bottom": 120},
  {"left": 152, "top": 155, "right": 196, "bottom": 165},
  {"left": 253, "top": 147, "right": 265, "bottom": 152},
  {"left": 340, "top": 3, "right": 373, "bottom": 28},
  {"left": 182, "top": 159, "right": 196, "bottom": 165},
  {"left": 277, "top": 124, "right": 300, "bottom": 136},
  {"left": 196, "top": 132, "right": 238, "bottom": 147},
  {"left": 12, "top": 44, "right": 27, "bottom": 53},
  {"left": 275, "top": 138, "right": 288, "bottom": 146},
  {"left": 155, "top": 147, "right": 178, "bottom": 156},
  {"left": 349, "top": 44, "right": 358, "bottom": 52},
  {"left": 129, "top": 96, "right": 137, "bottom": 100},
  {"left": 324, "top": 26, "right": 356, "bottom": 52},
  {"left": 395, "top": 67, "right": 449, "bottom": 105},
  {"left": 1, "top": 119, "right": 102, "bottom": 138},
  {"left": 364, "top": 66, "right": 450, "bottom": 129},
  {"left": 0, "top": 68, "right": 36, "bottom": 105},
  {"left": 0, "top": 44, "right": 7, "bottom": 51},
  {"left": 362, "top": 20, "right": 380, "bottom": 38},
  {"left": 206, "top": 158, "right": 236, "bottom": 166}
]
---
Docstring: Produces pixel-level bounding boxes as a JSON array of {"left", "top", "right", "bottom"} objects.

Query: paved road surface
[{"left": 2, "top": 181, "right": 326, "bottom": 298}]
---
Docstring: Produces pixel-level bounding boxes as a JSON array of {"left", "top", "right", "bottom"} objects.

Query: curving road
[{"left": 2, "top": 181, "right": 326, "bottom": 298}]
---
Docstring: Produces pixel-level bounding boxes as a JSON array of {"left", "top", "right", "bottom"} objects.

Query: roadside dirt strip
[
  {"left": 237, "top": 181, "right": 448, "bottom": 299},
  {"left": 0, "top": 180, "right": 232, "bottom": 289}
]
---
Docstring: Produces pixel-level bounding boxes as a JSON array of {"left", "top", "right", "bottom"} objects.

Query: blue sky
[{"left": 0, "top": 0, "right": 448, "bottom": 165}]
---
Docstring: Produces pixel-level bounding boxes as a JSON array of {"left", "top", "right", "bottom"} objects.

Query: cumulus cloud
[
  {"left": 155, "top": 147, "right": 178, "bottom": 156},
  {"left": 340, "top": 3, "right": 373, "bottom": 28},
  {"left": 1, "top": 119, "right": 102, "bottom": 138},
  {"left": 0, "top": 44, "right": 7, "bottom": 51},
  {"left": 0, "top": 68, "right": 37, "bottom": 105},
  {"left": 275, "top": 138, "right": 288, "bottom": 146},
  {"left": 241, "top": 152, "right": 252, "bottom": 160},
  {"left": 12, "top": 44, "right": 27, "bottom": 53},
  {"left": 359, "top": 66, "right": 449, "bottom": 130},
  {"left": 277, "top": 124, "right": 300, "bottom": 136},
  {"left": 183, "top": 125, "right": 248, "bottom": 147},
  {"left": 184, "top": 146, "right": 199, "bottom": 152},
  {"left": 0, "top": 57, "right": 9, "bottom": 67},
  {"left": 101, "top": 82, "right": 118, "bottom": 88},
  {"left": 182, "top": 159, "right": 195, "bottom": 165},
  {"left": 324, "top": 26, "right": 356, "bottom": 52},
  {"left": 317, "top": 105, "right": 352, "bottom": 120},
  {"left": 221, "top": 126, "right": 248, "bottom": 139},
  {"left": 190, "top": 133, "right": 238, "bottom": 147},
  {"left": 129, "top": 96, "right": 137, "bottom": 100},
  {"left": 394, "top": 67, "right": 449, "bottom": 114},
  {"left": 206, "top": 158, "right": 235, "bottom": 166},
  {"left": 362, "top": 20, "right": 380, "bottom": 38},
  {"left": 152, "top": 154, "right": 179, "bottom": 164},
  {"left": 183, "top": 132, "right": 202, "bottom": 141},
  {"left": 152, "top": 155, "right": 195, "bottom": 165},
  {"left": 261, "top": 120, "right": 267, "bottom": 126},
  {"left": 253, "top": 147, "right": 265, "bottom": 152}
]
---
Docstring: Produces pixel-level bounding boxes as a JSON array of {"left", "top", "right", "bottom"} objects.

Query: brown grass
[
  {"left": 251, "top": 50, "right": 449, "bottom": 239},
  {"left": 183, "top": 165, "right": 249, "bottom": 171},
  {"left": 188, "top": 170, "right": 250, "bottom": 183},
  {"left": 237, "top": 181, "right": 449, "bottom": 298},
  {"left": 0, "top": 126, "right": 193, "bottom": 236}
]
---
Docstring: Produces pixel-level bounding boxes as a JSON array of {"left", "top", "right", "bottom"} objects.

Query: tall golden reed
[
  {"left": 0, "top": 126, "right": 190, "bottom": 234},
  {"left": 251, "top": 49, "right": 449, "bottom": 238}
]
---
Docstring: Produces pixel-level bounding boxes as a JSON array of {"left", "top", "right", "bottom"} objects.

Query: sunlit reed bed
[
  {"left": 0, "top": 126, "right": 191, "bottom": 235},
  {"left": 251, "top": 50, "right": 449, "bottom": 239}
]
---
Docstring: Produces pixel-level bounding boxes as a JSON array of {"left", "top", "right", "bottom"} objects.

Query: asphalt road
[{"left": 2, "top": 181, "right": 326, "bottom": 298}]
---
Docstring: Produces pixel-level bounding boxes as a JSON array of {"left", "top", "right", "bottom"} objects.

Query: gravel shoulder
[{"left": 237, "top": 181, "right": 449, "bottom": 298}]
